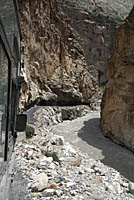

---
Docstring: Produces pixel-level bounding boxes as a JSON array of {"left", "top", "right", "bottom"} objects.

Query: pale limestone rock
[
  {"left": 32, "top": 173, "right": 48, "bottom": 192},
  {"left": 48, "top": 163, "right": 56, "bottom": 170},
  {"left": 43, "top": 189, "right": 55, "bottom": 197},
  {"left": 28, "top": 150, "right": 34, "bottom": 157},
  {"left": 71, "top": 158, "right": 81, "bottom": 167},
  {"left": 51, "top": 135, "right": 64, "bottom": 146},
  {"left": 66, "top": 182, "right": 76, "bottom": 188},
  {"left": 40, "top": 157, "right": 53, "bottom": 164},
  {"left": 64, "top": 143, "right": 76, "bottom": 155},
  {"left": 113, "top": 182, "right": 123, "bottom": 194},
  {"left": 105, "top": 183, "right": 116, "bottom": 194},
  {"left": 55, "top": 190, "right": 63, "bottom": 197}
]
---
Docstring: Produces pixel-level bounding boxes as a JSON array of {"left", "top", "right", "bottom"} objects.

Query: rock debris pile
[{"left": 14, "top": 107, "right": 134, "bottom": 200}]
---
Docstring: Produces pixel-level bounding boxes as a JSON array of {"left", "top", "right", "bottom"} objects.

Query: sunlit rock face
[
  {"left": 18, "top": 0, "right": 133, "bottom": 110},
  {"left": 18, "top": 0, "right": 98, "bottom": 110},
  {"left": 101, "top": 7, "right": 134, "bottom": 152}
]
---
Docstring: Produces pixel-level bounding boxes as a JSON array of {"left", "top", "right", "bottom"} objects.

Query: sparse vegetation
[
  {"left": 108, "top": 16, "right": 124, "bottom": 24},
  {"left": 45, "top": 151, "right": 61, "bottom": 165},
  {"left": 99, "top": 86, "right": 105, "bottom": 93},
  {"left": 96, "top": 13, "right": 124, "bottom": 25},
  {"left": 40, "top": 82, "right": 45, "bottom": 90},
  {"left": 20, "top": 76, "right": 27, "bottom": 85},
  {"left": 26, "top": 125, "right": 35, "bottom": 138}
]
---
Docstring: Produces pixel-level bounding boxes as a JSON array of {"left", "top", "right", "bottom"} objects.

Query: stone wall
[{"left": 101, "top": 7, "right": 134, "bottom": 152}]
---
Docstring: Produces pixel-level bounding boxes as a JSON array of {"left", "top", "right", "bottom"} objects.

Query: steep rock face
[
  {"left": 61, "top": 0, "right": 133, "bottom": 19},
  {"left": 60, "top": 3, "right": 116, "bottom": 81},
  {"left": 101, "top": 7, "right": 134, "bottom": 152},
  {"left": 60, "top": 0, "right": 133, "bottom": 81},
  {"left": 18, "top": 0, "right": 98, "bottom": 110}
]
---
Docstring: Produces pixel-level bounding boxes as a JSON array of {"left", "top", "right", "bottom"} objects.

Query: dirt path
[{"left": 52, "top": 111, "right": 134, "bottom": 182}]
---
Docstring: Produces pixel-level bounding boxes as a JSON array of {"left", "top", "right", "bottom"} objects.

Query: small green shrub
[
  {"left": 26, "top": 125, "right": 35, "bottom": 138},
  {"left": 20, "top": 76, "right": 27, "bottom": 85},
  {"left": 109, "top": 16, "right": 124, "bottom": 24},
  {"left": 45, "top": 152, "right": 61, "bottom": 165},
  {"left": 40, "top": 82, "right": 45, "bottom": 90},
  {"left": 96, "top": 13, "right": 124, "bottom": 25},
  {"left": 99, "top": 86, "right": 105, "bottom": 93}
]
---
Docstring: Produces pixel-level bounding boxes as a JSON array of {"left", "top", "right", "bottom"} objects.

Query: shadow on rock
[{"left": 78, "top": 117, "right": 134, "bottom": 182}]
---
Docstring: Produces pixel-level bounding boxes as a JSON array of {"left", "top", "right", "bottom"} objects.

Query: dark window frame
[
  {"left": 13, "top": 34, "right": 20, "bottom": 63},
  {"left": 0, "top": 18, "right": 12, "bottom": 162},
  {"left": 13, "top": 0, "right": 22, "bottom": 40}
]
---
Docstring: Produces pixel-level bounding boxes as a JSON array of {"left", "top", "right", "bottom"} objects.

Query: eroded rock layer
[
  {"left": 101, "top": 7, "right": 134, "bottom": 152},
  {"left": 18, "top": 0, "right": 98, "bottom": 110}
]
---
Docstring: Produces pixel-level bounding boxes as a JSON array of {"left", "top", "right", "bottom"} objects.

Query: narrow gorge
[
  {"left": 18, "top": 0, "right": 134, "bottom": 152},
  {"left": 9, "top": 0, "right": 134, "bottom": 199}
]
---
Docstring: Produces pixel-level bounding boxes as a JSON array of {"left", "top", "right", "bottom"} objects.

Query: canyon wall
[
  {"left": 101, "top": 7, "right": 134, "bottom": 152},
  {"left": 61, "top": 0, "right": 133, "bottom": 19},
  {"left": 18, "top": 0, "right": 98, "bottom": 110},
  {"left": 60, "top": 1, "right": 133, "bottom": 81},
  {"left": 18, "top": 0, "right": 133, "bottom": 110}
]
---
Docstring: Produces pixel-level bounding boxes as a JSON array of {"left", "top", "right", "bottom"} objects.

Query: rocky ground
[
  {"left": 52, "top": 111, "right": 134, "bottom": 182},
  {"left": 9, "top": 106, "right": 134, "bottom": 200}
]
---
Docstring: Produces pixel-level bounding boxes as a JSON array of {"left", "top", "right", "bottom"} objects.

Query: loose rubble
[{"left": 12, "top": 107, "right": 134, "bottom": 199}]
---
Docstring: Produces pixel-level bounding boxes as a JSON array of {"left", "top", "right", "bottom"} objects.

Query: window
[
  {"left": 0, "top": 41, "right": 9, "bottom": 165},
  {"left": 0, "top": 0, "right": 21, "bottom": 51}
]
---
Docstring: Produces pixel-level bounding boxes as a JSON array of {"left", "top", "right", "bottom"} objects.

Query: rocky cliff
[
  {"left": 18, "top": 0, "right": 133, "bottom": 110},
  {"left": 18, "top": 0, "right": 98, "bottom": 110},
  {"left": 101, "top": 7, "right": 134, "bottom": 152},
  {"left": 61, "top": 0, "right": 133, "bottom": 19},
  {"left": 60, "top": 0, "right": 133, "bottom": 81}
]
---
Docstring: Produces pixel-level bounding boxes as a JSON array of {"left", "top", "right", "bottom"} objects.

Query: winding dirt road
[{"left": 52, "top": 111, "right": 134, "bottom": 182}]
